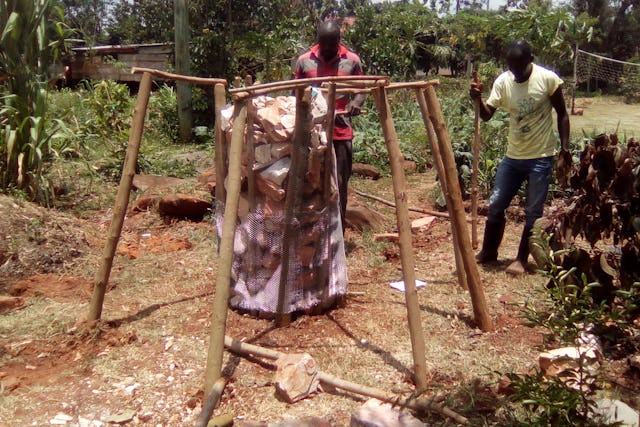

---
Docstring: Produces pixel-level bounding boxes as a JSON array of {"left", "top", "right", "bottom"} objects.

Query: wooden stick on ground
[
  {"left": 423, "top": 86, "right": 493, "bottom": 332},
  {"left": 372, "top": 86, "right": 428, "bottom": 392},
  {"left": 414, "top": 88, "right": 468, "bottom": 290},
  {"left": 352, "top": 189, "right": 457, "bottom": 221},
  {"left": 88, "top": 72, "right": 153, "bottom": 321},
  {"left": 223, "top": 335, "right": 468, "bottom": 424},
  {"left": 204, "top": 97, "right": 248, "bottom": 394}
]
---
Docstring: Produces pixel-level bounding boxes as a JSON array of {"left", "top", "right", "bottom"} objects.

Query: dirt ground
[{"left": 1, "top": 97, "right": 639, "bottom": 426}]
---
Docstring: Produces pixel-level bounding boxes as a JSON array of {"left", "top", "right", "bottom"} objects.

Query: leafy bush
[
  {"left": 498, "top": 368, "right": 612, "bottom": 427},
  {"left": 82, "top": 80, "right": 133, "bottom": 138},
  {"left": 147, "top": 85, "right": 179, "bottom": 143}
]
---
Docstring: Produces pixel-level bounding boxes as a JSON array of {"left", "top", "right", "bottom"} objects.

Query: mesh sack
[{"left": 216, "top": 94, "right": 347, "bottom": 315}]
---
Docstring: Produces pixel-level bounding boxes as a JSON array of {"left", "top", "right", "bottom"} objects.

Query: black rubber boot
[
  {"left": 506, "top": 225, "right": 534, "bottom": 275},
  {"left": 476, "top": 219, "right": 505, "bottom": 264},
  {"left": 516, "top": 224, "right": 534, "bottom": 263}
]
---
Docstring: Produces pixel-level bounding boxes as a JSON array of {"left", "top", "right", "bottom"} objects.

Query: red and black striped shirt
[{"left": 294, "top": 44, "right": 363, "bottom": 140}]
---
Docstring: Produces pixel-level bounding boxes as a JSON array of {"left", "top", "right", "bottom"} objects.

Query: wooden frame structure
[{"left": 86, "top": 69, "right": 493, "bottom": 424}]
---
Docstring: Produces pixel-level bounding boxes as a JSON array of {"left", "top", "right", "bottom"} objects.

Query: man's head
[
  {"left": 505, "top": 40, "right": 533, "bottom": 82},
  {"left": 317, "top": 20, "right": 341, "bottom": 61}
]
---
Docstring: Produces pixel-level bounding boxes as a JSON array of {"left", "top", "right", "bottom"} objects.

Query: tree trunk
[{"left": 174, "top": 0, "right": 192, "bottom": 142}]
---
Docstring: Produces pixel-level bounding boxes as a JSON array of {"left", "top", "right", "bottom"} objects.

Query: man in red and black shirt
[{"left": 294, "top": 20, "right": 366, "bottom": 232}]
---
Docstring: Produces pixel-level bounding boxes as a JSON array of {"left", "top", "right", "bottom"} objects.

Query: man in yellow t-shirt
[{"left": 470, "top": 40, "right": 570, "bottom": 275}]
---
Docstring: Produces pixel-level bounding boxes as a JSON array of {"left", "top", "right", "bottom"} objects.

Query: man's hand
[
  {"left": 555, "top": 148, "right": 572, "bottom": 188},
  {"left": 346, "top": 101, "right": 362, "bottom": 117},
  {"left": 469, "top": 81, "right": 484, "bottom": 101}
]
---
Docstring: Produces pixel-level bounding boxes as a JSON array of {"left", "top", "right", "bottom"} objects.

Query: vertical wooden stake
[
  {"left": 319, "top": 83, "right": 337, "bottom": 301},
  {"left": 88, "top": 72, "right": 153, "bottom": 321},
  {"left": 372, "top": 86, "right": 428, "bottom": 391},
  {"left": 276, "top": 87, "right": 313, "bottom": 326},
  {"left": 414, "top": 88, "right": 468, "bottom": 290},
  {"left": 423, "top": 86, "right": 493, "bottom": 332},
  {"left": 214, "top": 83, "right": 228, "bottom": 206},
  {"left": 204, "top": 97, "right": 248, "bottom": 395},
  {"left": 471, "top": 72, "right": 480, "bottom": 250}
]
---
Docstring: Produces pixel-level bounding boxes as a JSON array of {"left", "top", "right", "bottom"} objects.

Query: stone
[
  {"left": 350, "top": 398, "right": 426, "bottom": 427},
  {"left": 592, "top": 398, "right": 639, "bottom": 427},
  {"left": 158, "top": 194, "right": 211, "bottom": 220},
  {"left": 411, "top": 216, "right": 436, "bottom": 232},
  {"left": 352, "top": 163, "right": 380, "bottom": 180},
  {"left": 274, "top": 353, "right": 320, "bottom": 403},
  {"left": 346, "top": 202, "right": 387, "bottom": 231}
]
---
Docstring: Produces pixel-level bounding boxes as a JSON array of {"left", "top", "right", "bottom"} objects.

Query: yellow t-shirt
[{"left": 486, "top": 64, "right": 563, "bottom": 159}]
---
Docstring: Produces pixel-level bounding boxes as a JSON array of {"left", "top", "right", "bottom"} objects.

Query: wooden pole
[
  {"left": 174, "top": 0, "right": 192, "bottom": 142},
  {"left": 214, "top": 83, "right": 228, "bottom": 206},
  {"left": 471, "top": 71, "right": 480, "bottom": 250},
  {"left": 204, "top": 97, "right": 248, "bottom": 394},
  {"left": 228, "top": 75, "right": 388, "bottom": 94},
  {"left": 372, "top": 86, "right": 428, "bottom": 391},
  {"left": 276, "top": 87, "right": 313, "bottom": 326},
  {"left": 87, "top": 72, "right": 153, "bottom": 321},
  {"left": 194, "top": 377, "right": 228, "bottom": 427},
  {"left": 414, "top": 88, "right": 468, "bottom": 290},
  {"left": 131, "top": 67, "right": 227, "bottom": 86},
  {"left": 319, "top": 82, "right": 337, "bottom": 301},
  {"left": 423, "top": 86, "right": 493, "bottom": 332},
  {"left": 223, "top": 335, "right": 468, "bottom": 424}
]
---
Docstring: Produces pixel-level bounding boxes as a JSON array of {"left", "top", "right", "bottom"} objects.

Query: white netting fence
[{"left": 575, "top": 49, "right": 640, "bottom": 102}]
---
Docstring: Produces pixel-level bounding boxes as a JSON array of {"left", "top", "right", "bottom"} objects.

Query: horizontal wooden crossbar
[{"left": 131, "top": 67, "right": 228, "bottom": 86}]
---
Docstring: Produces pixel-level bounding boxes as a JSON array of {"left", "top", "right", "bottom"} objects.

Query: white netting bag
[{"left": 216, "top": 94, "right": 347, "bottom": 316}]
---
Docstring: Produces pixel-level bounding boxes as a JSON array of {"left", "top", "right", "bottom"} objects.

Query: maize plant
[{"left": 0, "top": 0, "right": 73, "bottom": 203}]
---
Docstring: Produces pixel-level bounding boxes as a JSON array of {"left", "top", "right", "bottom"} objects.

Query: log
[
  {"left": 414, "top": 88, "right": 468, "bottom": 290},
  {"left": 352, "top": 189, "right": 455, "bottom": 221},
  {"left": 372, "top": 86, "right": 427, "bottom": 391},
  {"left": 204, "top": 97, "right": 248, "bottom": 394},
  {"left": 88, "top": 72, "right": 152, "bottom": 321},
  {"left": 194, "top": 377, "right": 228, "bottom": 427},
  {"left": 130, "top": 67, "right": 227, "bottom": 86},
  {"left": 423, "top": 86, "right": 493, "bottom": 332},
  {"left": 223, "top": 336, "right": 468, "bottom": 424}
]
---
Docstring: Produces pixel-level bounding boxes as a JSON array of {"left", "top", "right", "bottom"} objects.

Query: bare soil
[{"left": 1, "top": 97, "right": 639, "bottom": 426}]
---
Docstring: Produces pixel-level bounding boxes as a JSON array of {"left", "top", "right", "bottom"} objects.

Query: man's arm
[
  {"left": 469, "top": 82, "right": 496, "bottom": 121},
  {"left": 346, "top": 93, "right": 366, "bottom": 116},
  {"left": 550, "top": 86, "right": 570, "bottom": 151}
]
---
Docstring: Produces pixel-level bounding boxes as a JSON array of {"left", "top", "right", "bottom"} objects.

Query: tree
[
  {"left": 59, "top": 0, "right": 109, "bottom": 44},
  {"left": 106, "top": 0, "right": 174, "bottom": 45}
]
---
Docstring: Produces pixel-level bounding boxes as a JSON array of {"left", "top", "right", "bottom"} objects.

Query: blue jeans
[{"left": 487, "top": 156, "right": 554, "bottom": 229}]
